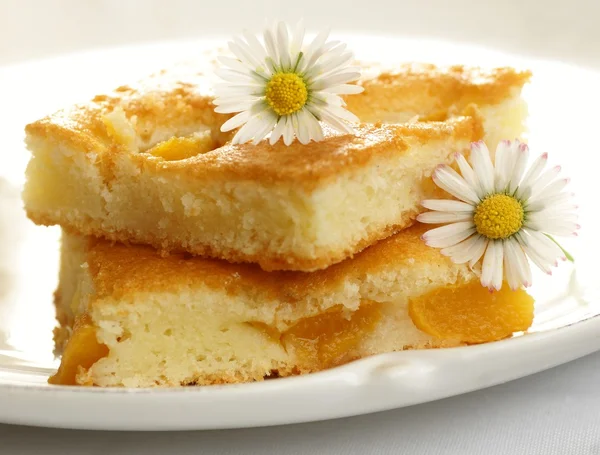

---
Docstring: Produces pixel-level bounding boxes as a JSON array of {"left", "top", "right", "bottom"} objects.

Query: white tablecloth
[{"left": 1, "top": 0, "right": 599, "bottom": 452}]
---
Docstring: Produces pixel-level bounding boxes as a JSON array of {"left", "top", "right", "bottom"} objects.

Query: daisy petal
[
  {"left": 525, "top": 191, "right": 574, "bottom": 213},
  {"left": 504, "top": 239, "right": 531, "bottom": 289},
  {"left": 421, "top": 199, "right": 475, "bottom": 212},
  {"left": 455, "top": 153, "right": 483, "bottom": 198},
  {"left": 481, "top": 240, "right": 498, "bottom": 289},
  {"left": 508, "top": 141, "right": 529, "bottom": 194},
  {"left": 283, "top": 116, "right": 294, "bottom": 146},
  {"left": 220, "top": 110, "right": 252, "bottom": 132},
  {"left": 315, "top": 107, "right": 354, "bottom": 134},
  {"left": 269, "top": 118, "right": 287, "bottom": 145},
  {"left": 433, "top": 165, "right": 480, "bottom": 204},
  {"left": 422, "top": 222, "right": 476, "bottom": 248},
  {"left": 516, "top": 153, "right": 548, "bottom": 199},
  {"left": 250, "top": 113, "right": 278, "bottom": 145},
  {"left": 491, "top": 241, "right": 504, "bottom": 291},
  {"left": 494, "top": 140, "right": 513, "bottom": 190},
  {"left": 303, "top": 108, "right": 324, "bottom": 141},
  {"left": 262, "top": 25, "right": 279, "bottom": 64},
  {"left": 529, "top": 165, "right": 562, "bottom": 197},
  {"left": 417, "top": 211, "right": 474, "bottom": 224},
  {"left": 290, "top": 19, "right": 305, "bottom": 56},
  {"left": 521, "top": 229, "right": 566, "bottom": 263},
  {"left": 277, "top": 22, "right": 293, "bottom": 71},
  {"left": 218, "top": 56, "right": 254, "bottom": 74},
  {"left": 441, "top": 234, "right": 482, "bottom": 263},
  {"left": 470, "top": 141, "right": 495, "bottom": 195},
  {"left": 322, "top": 84, "right": 364, "bottom": 95},
  {"left": 469, "top": 237, "right": 489, "bottom": 269}
]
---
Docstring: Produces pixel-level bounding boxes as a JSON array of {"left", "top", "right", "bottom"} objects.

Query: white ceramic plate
[{"left": 1, "top": 37, "right": 599, "bottom": 431}]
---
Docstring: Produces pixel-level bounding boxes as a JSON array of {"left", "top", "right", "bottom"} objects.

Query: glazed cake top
[{"left": 25, "top": 63, "right": 528, "bottom": 187}]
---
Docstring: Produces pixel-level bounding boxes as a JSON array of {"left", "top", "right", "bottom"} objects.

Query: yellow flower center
[
  {"left": 265, "top": 72, "right": 308, "bottom": 116},
  {"left": 474, "top": 194, "right": 524, "bottom": 240}
]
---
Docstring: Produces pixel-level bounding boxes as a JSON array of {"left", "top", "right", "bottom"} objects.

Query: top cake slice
[{"left": 23, "top": 63, "right": 530, "bottom": 271}]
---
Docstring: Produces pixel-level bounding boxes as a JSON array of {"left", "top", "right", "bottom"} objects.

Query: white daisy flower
[
  {"left": 213, "top": 21, "right": 364, "bottom": 145},
  {"left": 417, "top": 139, "right": 579, "bottom": 291}
]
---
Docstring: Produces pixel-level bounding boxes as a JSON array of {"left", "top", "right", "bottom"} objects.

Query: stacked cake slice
[{"left": 23, "top": 63, "right": 535, "bottom": 387}]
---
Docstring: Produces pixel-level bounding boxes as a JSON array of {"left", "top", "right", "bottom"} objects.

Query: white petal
[
  {"left": 250, "top": 112, "right": 278, "bottom": 145},
  {"left": 295, "top": 110, "right": 311, "bottom": 144},
  {"left": 322, "top": 84, "right": 364, "bottom": 94},
  {"left": 220, "top": 110, "right": 252, "bottom": 132},
  {"left": 481, "top": 241, "right": 504, "bottom": 290},
  {"left": 234, "top": 110, "right": 275, "bottom": 144},
  {"left": 515, "top": 153, "right": 548, "bottom": 199},
  {"left": 218, "top": 56, "right": 253, "bottom": 73},
  {"left": 304, "top": 49, "right": 352, "bottom": 82},
  {"left": 526, "top": 219, "right": 579, "bottom": 237},
  {"left": 516, "top": 232, "right": 554, "bottom": 274},
  {"left": 214, "top": 98, "right": 261, "bottom": 114},
  {"left": 491, "top": 242, "right": 504, "bottom": 291},
  {"left": 470, "top": 141, "right": 495, "bottom": 195},
  {"left": 275, "top": 22, "right": 291, "bottom": 71},
  {"left": 229, "top": 39, "right": 262, "bottom": 70},
  {"left": 455, "top": 153, "right": 483, "bottom": 198},
  {"left": 214, "top": 83, "right": 264, "bottom": 96},
  {"left": 317, "top": 102, "right": 359, "bottom": 123},
  {"left": 421, "top": 199, "right": 475, "bottom": 212},
  {"left": 269, "top": 118, "right": 287, "bottom": 145},
  {"left": 441, "top": 234, "right": 482, "bottom": 263},
  {"left": 504, "top": 239, "right": 532, "bottom": 289},
  {"left": 303, "top": 108, "right": 324, "bottom": 141},
  {"left": 503, "top": 251, "right": 520, "bottom": 291},
  {"left": 433, "top": 165, "right": 480, "bottom": 205},
  {"left": 537, "top": 177, "right": 570, "bottom": 198},
  {"left": 529, "top": 165, "right": 562, "bottom": 197},
  {"left": 494, "top": 140, "right": 514, "bottom": 190},
  {"left": 469, "top": 237, "right": 489, "bottom": 268},
  {"left": 290, "top": 19, "right": 305, "bottom": 56},
  {"left": 283, "top": 116, "right": 294, "bottom": 146},
  {"left": 508, "top": 141, "right": 529, "bottom": 195},
  {"left": 417, "top": 211, "right": 473, "bottom": 224},
  {"left": 422, "top": 222, "right": 476, "bottom": 248},
  {"left": 298, "top": 29, "right": 330, "bottom": 72},
  {"left": 263, "top": 25, "right": 279, "bottom": 64},
  {"left": 521, "top": 229, "right": 566, "bottom": 263},
  {"left": 480, "top": 240, "right": 498, "bottom": 289},
  {"left": 241, "top": 30, "right": 267, "bottom": 64},
  {"left": 313, "top": 106, "right": 354, "bottom": 134},
  {"left": 310, "top": 71, "right": 362, "bottom": 90},
  {"left": 525, "top": 191, "right": 574, "bottom": 213}
]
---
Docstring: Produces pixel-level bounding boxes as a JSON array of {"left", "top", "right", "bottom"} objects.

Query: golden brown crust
[
  {"left": 138, "top": 116, "right": 482, "bottom": 188},
  {"left": 25, "top": 66, "right": 232, "bottom": 164},
  {"left": 28, "top": 206, "right": 419, "bottom": 274},
  {"left": 73, "top": 223, "right": 444, "bottom": 302},
  {"left": 345, "top": 64, "right": 531, "bottom": 122},
  {"left": 25, "top": 63, "right": 525, "bottom": 187}
]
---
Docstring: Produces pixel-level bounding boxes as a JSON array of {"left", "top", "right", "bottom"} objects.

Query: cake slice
[
  {"left": 24, "top": 64, "right": 530, "bottom": 272},
  {"left": 50, "top": 224, "right": 534, "bottom": 387},
  {"left": 347, "top": 64, "right": 531, "bottom": 150}
]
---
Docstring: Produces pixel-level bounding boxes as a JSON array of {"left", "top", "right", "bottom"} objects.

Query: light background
[
  {"left": 1, "top": 0, "right": 599, "bottom": 68},
  {"left": 1, "top": 0, "right": 600, "bottom": 453}
]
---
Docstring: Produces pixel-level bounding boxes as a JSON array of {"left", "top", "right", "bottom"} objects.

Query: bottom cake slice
[{"left": 50, "top": 225, "right": 535, "bottom": 387}]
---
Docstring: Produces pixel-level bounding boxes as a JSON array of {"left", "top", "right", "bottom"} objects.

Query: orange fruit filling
[
  {"left": 408, "top": 281, "right": 534, "bottom": 344},
  {"left": 149, "top": 134, "right": 214, "bottom": 161},
  {"left": 282, "top": 301, "right": 382, "bottom": 370},
  {"left": 48, "top": 314, "right": 108, "bottom": 386},
  {"left": 49, "top": 283, "right": 534, "bottom": 385}
]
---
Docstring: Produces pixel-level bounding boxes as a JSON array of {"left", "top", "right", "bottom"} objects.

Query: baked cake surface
[
  {"left": 24, "top": 64, "right": 530, "bottom": 271},
  {"left": 50, "top": 225, "right": 535, "bottom": 387}
]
